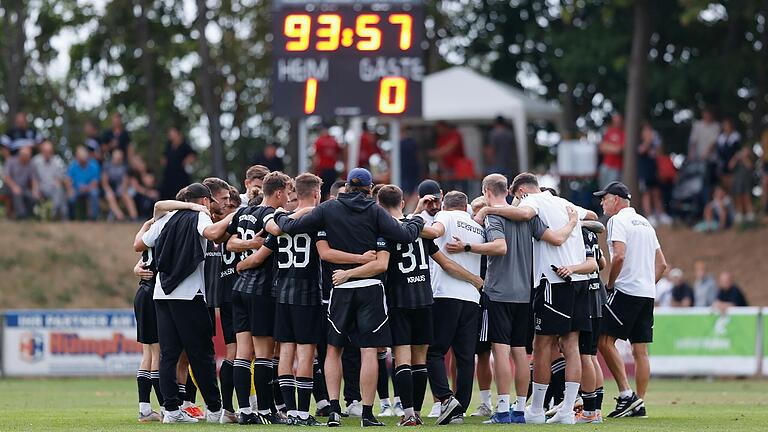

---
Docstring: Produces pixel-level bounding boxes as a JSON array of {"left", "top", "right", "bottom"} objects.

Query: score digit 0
[{"left": 378, "top": 77, "right": 407, "bottom": 114}]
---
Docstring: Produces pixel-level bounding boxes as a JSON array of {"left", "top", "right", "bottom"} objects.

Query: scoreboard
[{"left": 272, "top": 0, "right": 424, "bottom": 118}]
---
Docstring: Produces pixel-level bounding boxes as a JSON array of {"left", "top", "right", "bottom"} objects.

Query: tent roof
[{"left": 422, "top": 66, "right": 562, "bottom": 122}]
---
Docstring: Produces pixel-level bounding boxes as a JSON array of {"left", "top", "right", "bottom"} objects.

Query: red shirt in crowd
[
  {"left": 437, "top": 128, "right": 466, "bottom": 171},
  {"left": 313, "top": 134, "right": 340, "bottom": 171},
  {"left": 601, "top": 126, "right": 625, "bottom": 169},
  {"left": 358, "top": 131, "right": 379, "bottom": 167}
]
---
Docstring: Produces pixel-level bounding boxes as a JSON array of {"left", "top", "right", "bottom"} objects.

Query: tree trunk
[
  {"left": 196, "top": 0, "right": 226, "bottom": 178},
  {"left": 623, "top": 0, "right": 651, "bottom": 199},
  {"left": 1, "top": 0, "right": 27, "bottom": 125},
  {"left": 137, "top": 0, "right": 160, "bottom": 163},
  {"left": 752, "top": 0, "right": 768, "bottom": 139}
]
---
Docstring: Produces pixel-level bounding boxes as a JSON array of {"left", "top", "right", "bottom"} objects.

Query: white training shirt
[
  {"left": 431, "top": 210, "right": 484, "bottom": 304},
  {"left": 607, "top": 207, "right": 661, "bottom": 298},
  {"left": 142, "top": 211, "right": 213, "bottom": 301},
  {"left": 519, "top": 191, "right": 588, "bottom": 286}
]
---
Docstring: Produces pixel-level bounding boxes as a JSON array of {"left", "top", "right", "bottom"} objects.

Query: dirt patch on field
[{"left": 0, "top": 222, "right": 765, "bottom": 309}]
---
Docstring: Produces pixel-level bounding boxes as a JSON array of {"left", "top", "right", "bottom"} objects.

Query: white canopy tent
[{"left": 421, "top": 66, "right": 565, "bottom": 172}]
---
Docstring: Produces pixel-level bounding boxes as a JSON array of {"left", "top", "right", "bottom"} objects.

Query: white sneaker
[
  {"left": 205, "top": 409, "right": 223, "bottom": 423},
  {"left": 393, "top": 401, "right": 405, "bottom": 417},
  {"left": 379, "top": 404, "right": 394, "bottom": 417},
  {"left": 545, "top": 400, "right": 563, "bottom": 417},
  {"left": 546, "top": 408, "right": 576, "bottom": 424},
  {"left": 427, "top": 401, "right": 441, "bottom": 418},
  {"left": 345, "top": 400, "right": 363, "bottom": 417},
  {"left": 219, "top": 410, "right": 239, "bottom": 424},
  {"left": 162, "top": 409, "right": 198, "bottom": 423},
  {"left": 470, "top": 402, "right": 493, "bottom": 417},
  {"left": 523, "top": 407, "right": 546, "bottom": 424}
]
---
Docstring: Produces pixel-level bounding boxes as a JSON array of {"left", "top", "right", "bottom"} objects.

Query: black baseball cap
[
  {"left": 593, "top": 181, "right": 631, "bottom": 200},
  {"left": 186, "top": 183, "right": 217, "bottom": 202},
  {"left": 347, "top": 167, "right": 373, "bottom": 187},
  {"left": 417, "top": 179, "right": 442, "bottom": 198}
]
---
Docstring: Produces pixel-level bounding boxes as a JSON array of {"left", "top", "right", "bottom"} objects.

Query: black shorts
[
  {"left": 487, "top": 300, "right": 530, "bottom": 347},
  {"left": 389, "top": 306, "right": 433, "bottom": 346},
  {"left": 578, "top": 317, "right": 601, "bottom": 356},
  {"left": 232, "top": 291, "right": 276, "bottom": 336},
  {"left": 602, "top": 290, "right": 654, "bottom": 344},
  {"left": 476, "top": 306, "right": 491, "bottom": 354},
  {"left": 134, "top": 285, "right": 158, "bottom": 344},
  {"left": 220, "top": 301, "right": 236, "bottom": 344},
  {"left": 533, "top": 279, "right": 591, "bottom": 336},
  {"left": 327, "top": 283, "right": 391, "bottom": 348},
  {"left": 274, "top": 303, "right": 325, "bottom": 344}
]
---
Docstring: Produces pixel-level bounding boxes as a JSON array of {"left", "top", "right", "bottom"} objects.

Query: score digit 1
[
  {"left": 305, "top": 78, "right": 318, "bottom": 115},
  {"left": 378, "top": 77, "right": 407, "bottom": 114}
]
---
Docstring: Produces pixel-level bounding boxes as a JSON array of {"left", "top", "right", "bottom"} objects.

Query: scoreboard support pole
[
  {"left": 389, "top": 119, "right": 401, "bottom": 187},
  {"left": 348, "top": 117, "right": 362, "bottom": 171},
  {"left": 298, "top": 118, "right": 309, "bottom": 174}
]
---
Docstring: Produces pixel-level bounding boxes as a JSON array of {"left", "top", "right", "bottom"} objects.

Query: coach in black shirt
[{"left": 273, "top": 168, "right": 424, "bottom": 427}]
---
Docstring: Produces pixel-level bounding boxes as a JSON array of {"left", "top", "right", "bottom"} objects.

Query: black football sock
[
  {"left": 393, "top": 365, "right": 413, "bottom": 411},
  {"left": 151, "top": 370, "right": 164, "bottom": 406},
  {"left": 278, "top": 375, "right": 297, "bottom": 414},
  {"left": 178, "top": 384, "right": 187, "bottom": 404},
  {"left": 220, "top": 359, "right": 235, "bottom": 413},
  {"left": 545, "top": 358, "right": 566, "bottom": 408},
  {"left": 297, "top": 376, "right": 313, "bottom": 417},
  {"left": 582, "top": 391, "right": 597, "bottom": 413},
  {"left": 527, "top": 362, "right": 534, "bottom": 399},
  {"left": 312, "top": 357, "right": 329, "bottom": 402},
  {"left": 253, "top": 358, "right": 274, "bottom": 414},
  {"left": 411, "top": 364, "right": 428, "bottom": 413},
  {"left": 330, "top": 399, "right": 342, "bottom": 415},
  {"left": 233, "top": 358, "right": 253, "bottom": 412},
  {"left": 362, "top": 404, "right": 375, "bottom": 420},
  {"left": 377, "top": 352, "right": 389, "bottom": 401},
  {"left": 595, "top": 386, "right": 605, "bottom": 411},
  {"left": 272, "top": 358, "right": 285, "bottom": 411},
  {"left": 185, "top": 374, "right": 197, "bottom": 403},
  {"left": 137, "top": 370, "right": 152, "bottom": 404}
]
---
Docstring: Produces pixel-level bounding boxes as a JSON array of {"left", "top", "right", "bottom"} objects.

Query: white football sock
[
  {"left": 562, "top": 382, "right": 580, "bottom": 412},
  {"left": 139, "top": 402, "right": 152, "bottom": 416},
  {"left": 497, "top": 395, "right": 510, "bottom": 413},
  {"left": 479, "top": 390, "right": 492, "bottom": 406},
  {"left": 515, "top": 396, "right": 527, "bottom": 412},
  {"left": 619, "top": 389, "right": 633, "bottom": 399},
  {"left": 531, "top": 383, "right": 549, "bottom": 413}
]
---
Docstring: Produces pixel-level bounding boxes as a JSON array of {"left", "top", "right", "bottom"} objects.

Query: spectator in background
[
  {"left": 714, "top": 118, "right": 741, "bottom": 189},
  {"left": 1, "top": 111, "right": 42, "bottom": 159},
  {"left": 101, "top": 112, "right": 132, "bottom": 159},
  {"left": 67, "top": 146, "right": 101, "bottom": 220},
  {"left": 400, "top": 125, "right": 420, "bottom": 211},
  {"left": 312, "top": 124, "right": 341, "bottom": 198},
  {"left": 696, "top": 185, "right": 734, "bottom": 232},
  {"left": 655, "top": 268, "right": 673, "bottom": 307},
  {"left": 669, "top": 268, "right": 694, "bottom": 307},
  {"left": 430, "top": 121, "right": 466, "bottom": 178},
  {"left": 729, "top": 145, "right": 755, "bottom": 224},
  {"left": 598, "top": 113, "right": 625, "bottom": 188},
  {"left": 253, "top": 143, "right": 284, "bottom": 172},
  {"left": 31, "top": 140, "right": 69, "bottom": 220},
  {"left": 159, "top": 126, "right": 197, "bottom": 200},
  {"left": 638, "top": 122, "right": 671, "bottom": 226},
  {"left": 484, "top": 116, "right": 516, "bottom": 178},
  {"left": 760, "top": 130, "right": 768, "bottom": 216},
  {"left": 133, "top": 168, "right": 159, "bottom": 219},
  {"left": 692, "top": 260, "right": 717, "bottom": 307},
  {"left": 358, "top": 123, "right": 380, "bottom": 168},
  {"left": 687, "top": 108, "right": 720, "bottom": 161},
  {"left": 102, "top": 148, "right": 138, "bottom": 221},
  {"left": 84, "top": 119, "right": 102, "bottom": 161},
  {"left": 713, "top": 272, "right": 748, "bottom": 312},
  {"left": 3, "top": 145, "right": 40, "bottom": 219}
]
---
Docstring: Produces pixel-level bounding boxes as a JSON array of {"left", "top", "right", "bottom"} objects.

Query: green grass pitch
[{"left": 0, "top": 377, "right": 765, "bottom": 431}]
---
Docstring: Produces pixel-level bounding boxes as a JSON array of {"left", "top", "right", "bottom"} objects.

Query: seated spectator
[
  {"left": 728, "top": 146, "right": 755, "bottom": 224},
  {"left": 132, "top": 168, "right": 160, "bottom": 220},
  {"left": 669, "top": 268, "right": 694, "bottom": 307},
  {"left": 713, "top": 272, "right": 748, "bottom": 312},
  {"left": 67, "top": 146, "right": 101, "bottom": 220},
  {"left": 638, "top": 121, "right": 672, "bottom": 226},
  {"left": 1, "top": 111, "right": 42, "bottom": 160},
  {"left": 31, "top": 140, "right": 69, "bottom": 220},
  {"left": 101, "top": 148, "right": 137, "bottom": 221},
  {"left": 655, "top": 268, "right": 673, "bottom": 307},
  {"left": 3, "top": 146, "right": 40, "bottom": 219},
  {"left": 695, "top": 185, "right": 734, "bottom": 232},
  {"left": 692, "top": 260, "right": 717, "bottom": 307}
]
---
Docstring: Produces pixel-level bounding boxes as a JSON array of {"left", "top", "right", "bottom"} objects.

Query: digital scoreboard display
[{"left": 272, "top": 0, "right": 424, "bottom": 118}]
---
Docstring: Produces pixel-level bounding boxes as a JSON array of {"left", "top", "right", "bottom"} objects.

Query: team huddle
[{"left": 130, "top": 164, "right": 666, "bottom": 427}]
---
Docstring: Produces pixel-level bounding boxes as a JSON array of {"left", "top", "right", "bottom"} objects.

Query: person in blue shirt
[{"left": 68, "top": 146, "right": 101, "bottom": 220}]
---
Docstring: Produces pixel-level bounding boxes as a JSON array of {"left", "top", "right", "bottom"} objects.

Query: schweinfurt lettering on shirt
[{"left": 456, "top": 220, "right": 483, "bottom": 235}]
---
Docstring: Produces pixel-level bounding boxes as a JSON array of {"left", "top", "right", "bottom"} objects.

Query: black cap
[
  {"left": 417, "top": 179, "right": 441, "bottom": 198},
  {"left": 186, "top": 183, "right": 217, "bottom": 202},
  {"left": 593, "top": 181, "right": 631, "bottom": 200}
]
